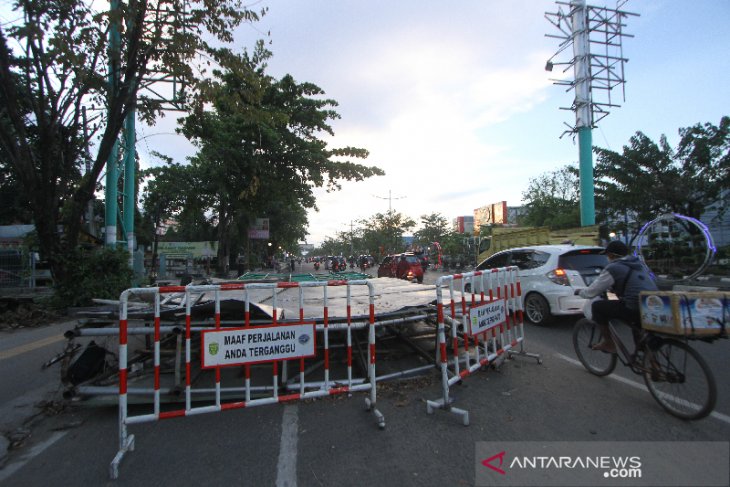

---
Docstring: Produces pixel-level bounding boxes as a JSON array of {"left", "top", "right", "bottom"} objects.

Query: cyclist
[{"left": 576, "top": 240, "right": 658, "bottom": 353}]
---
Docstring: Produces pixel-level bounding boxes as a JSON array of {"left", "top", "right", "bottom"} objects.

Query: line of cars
[{"left": 374, "top": 244, "right": 609, "bottom": 326}]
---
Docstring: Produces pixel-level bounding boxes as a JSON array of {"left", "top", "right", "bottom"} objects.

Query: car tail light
[{"left": 547, "top": 268, "right": 570, "bottom": 286}]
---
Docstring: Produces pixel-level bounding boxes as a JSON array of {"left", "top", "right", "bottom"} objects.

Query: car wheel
[
  {"left": 524, "top": 293, "right": 553, "bottom": 326},
  {"left": 417, "top": 276, "right": 423, "bottom": 283}
]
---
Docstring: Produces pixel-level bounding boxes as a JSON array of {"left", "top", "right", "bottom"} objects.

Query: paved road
[{"left": 1, "top": 264, "right": 728, "bottom": 485}]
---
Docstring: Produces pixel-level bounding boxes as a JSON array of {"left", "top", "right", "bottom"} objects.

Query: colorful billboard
[{"left": 474, "top": 201, "right": 508, "bottom": 230}]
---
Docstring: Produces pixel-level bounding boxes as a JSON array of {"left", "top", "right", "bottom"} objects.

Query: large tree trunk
[{"left": 216, "top": 204, "right": 232, "bottom": 276}]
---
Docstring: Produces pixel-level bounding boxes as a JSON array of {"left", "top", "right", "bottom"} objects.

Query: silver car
[{"left": 471, "top": 244, "right": 608, "bottom": 326}]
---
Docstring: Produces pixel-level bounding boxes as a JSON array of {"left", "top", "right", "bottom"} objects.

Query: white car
[{"left": 471, "top": 244, "right": 608, "bottom": 326}]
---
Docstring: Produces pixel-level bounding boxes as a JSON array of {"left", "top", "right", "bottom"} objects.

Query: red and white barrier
[
  {"left": 110, "top": 279, "right": 382, "bottom": 480},
  {"left": 426, "top": 267, "right": 541, "bottom": 425}
]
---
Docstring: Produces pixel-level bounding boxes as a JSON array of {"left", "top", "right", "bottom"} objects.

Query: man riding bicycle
[{"left": 576, "top": 240, "right": 659, "bottom": 353}]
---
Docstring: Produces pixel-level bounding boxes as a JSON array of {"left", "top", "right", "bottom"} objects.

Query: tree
[
  {"left": 413, "top": 212, "right": 449, "bottom": 247},
  {"left": 594, "top": 117, "right": 729, "bottom": 239},
  {"left": 358, "top": 210, "right": 416, "bottom": 257},
  {"left": 176, "top": 43, "right": 383, "bottom": 273},
  {"left": 140, "top": 154, "right": 213, "bottom": 274},
  {"left": 520, "top": 165, "right": 581, "bottom": 229},
  {"left": 0, "top": 1, "right": 263, "bottom": 283}
]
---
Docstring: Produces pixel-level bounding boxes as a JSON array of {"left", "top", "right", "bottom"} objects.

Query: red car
[{"left": 377, "top": 253, "right": 424, "bottom": 283}]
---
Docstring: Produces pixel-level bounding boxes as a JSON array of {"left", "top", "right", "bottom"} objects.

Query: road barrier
[
  {"left": 109, "top": 280, "right": 383, "bottom": 480},
  {"left": 426, "top": 267, "right": 541, "bottom": 425}
]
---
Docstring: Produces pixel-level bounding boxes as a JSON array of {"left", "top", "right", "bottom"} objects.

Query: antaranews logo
[
  {"left": 481, "top": 451, "right": 506, "bottom": 475},
  {"left": 477, "top": 441, "right": 728, "bottom": 487},
  {"left": 480, "top": 449, "right": 642, "bottom": 481}
]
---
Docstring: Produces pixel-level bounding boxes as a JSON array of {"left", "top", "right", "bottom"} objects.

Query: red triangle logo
[{"left": 481, "top": 451, "right": 506, "bottom": 475}]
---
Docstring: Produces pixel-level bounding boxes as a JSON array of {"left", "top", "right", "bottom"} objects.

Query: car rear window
[
  {"left": 558, "top": 249, "right": 608, "bottom": 271},
  {"left": 511, "top": 250, "right": 550, "bottom": 270}
]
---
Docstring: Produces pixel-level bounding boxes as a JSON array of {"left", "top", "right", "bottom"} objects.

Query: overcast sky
[{"left": 137, "top": 0, "right": 730, "bottom": 246}]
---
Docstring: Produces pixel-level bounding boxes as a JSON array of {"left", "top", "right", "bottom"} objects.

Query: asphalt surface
[{"left": 1, "top": 263, "right": 728, "bottom": 486}]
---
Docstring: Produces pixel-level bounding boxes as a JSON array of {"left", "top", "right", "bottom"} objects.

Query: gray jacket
[{"left": 578, "top": 256, "right": 658, "bottom": 310}]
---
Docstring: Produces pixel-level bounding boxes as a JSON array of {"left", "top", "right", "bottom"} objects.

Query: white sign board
[
  {"left": 468, "top": 300, "right": 506, "bottom": 336},
  {"left": 201, "top": 323, "right": 316, "bottom": 368}
]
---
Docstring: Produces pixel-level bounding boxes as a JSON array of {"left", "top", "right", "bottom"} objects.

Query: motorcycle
[{"left": 314, "top": 261, "right": 320, "bottom": 271}]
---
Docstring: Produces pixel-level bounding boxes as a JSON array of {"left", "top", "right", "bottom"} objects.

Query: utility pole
[
  {"left": 104, "top": 2, "right": 189, "bottom": 273},
  {"left": 373, "top": 190, "right": 406, "bottom": 213},
  {"left": 545, "top": 0, "right": 638, "bottom": 226},
  {"left": 105, "top": 0, "right": 138, "bottom": 273},
  {"left": 350, "top": 220, "right": 355, "bottom": 256},
  {"left": 105, "top": 0, "right": 121, "bottom": 246}
]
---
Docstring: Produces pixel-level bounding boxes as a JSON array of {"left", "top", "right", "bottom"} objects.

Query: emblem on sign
[{"left": 209, "top": 342, "right": 219, "bottom": 355}]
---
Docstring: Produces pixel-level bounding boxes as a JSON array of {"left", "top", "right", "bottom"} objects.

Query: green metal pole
[
  {"left": 123, "top": 105, "right": 136, "bottom": 263},
  {"left": 578, "top": 126, "right": 595, "bottom": 226},
  {"left": 105, "top": 0, "right": 121, "bottom": 246}
]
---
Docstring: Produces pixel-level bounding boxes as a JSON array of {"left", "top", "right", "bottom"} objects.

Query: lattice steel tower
[{"left": 545, "top": 0, "right": 638, "bottom": 226}]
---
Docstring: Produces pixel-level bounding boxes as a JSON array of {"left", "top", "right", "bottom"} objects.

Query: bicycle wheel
[
  {"left": 643, "top": 339, "right": 717, "bottom": 420},
  {"left": 572, "top": 318, "right": 617, "bottom": 376}
]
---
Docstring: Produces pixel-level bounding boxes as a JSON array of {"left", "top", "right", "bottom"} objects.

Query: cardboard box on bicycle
[{"left": 639, "top": 291, "right": 728, "bottom": 336}]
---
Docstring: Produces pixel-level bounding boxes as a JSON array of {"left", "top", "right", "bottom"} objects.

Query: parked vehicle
[
  {"left": 470, "top": 244, "right": 608, "bottom": 326},
  {"left": 377, "top": 253, "right": 424, "bottom": 283}
]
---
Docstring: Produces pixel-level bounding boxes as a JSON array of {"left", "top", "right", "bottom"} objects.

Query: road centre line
[
  {"left": 554, "top": 353, "right": 730, "bottom": 426},
  {"left": 276, "top": 404, "right": 299, "bottom": 487},
  {"left": 0, "top": 334, "right": 65, "bottom": 361}
]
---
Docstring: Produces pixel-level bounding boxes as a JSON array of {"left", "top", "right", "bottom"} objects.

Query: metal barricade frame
[
  {"left": 426, "top": 266, "right": 541, "bottom": 425},
  {"left": 110, "top": 279, "right": 383, "bottom": 480}
]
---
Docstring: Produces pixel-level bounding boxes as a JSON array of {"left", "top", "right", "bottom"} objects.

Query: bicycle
[{"left": 573, "top": 317, "right": 718, "bottom": 420}]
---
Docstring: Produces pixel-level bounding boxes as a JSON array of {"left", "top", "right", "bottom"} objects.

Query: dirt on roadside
[{"left": 0, "top": 298, "right": 63, "bottom": 331}]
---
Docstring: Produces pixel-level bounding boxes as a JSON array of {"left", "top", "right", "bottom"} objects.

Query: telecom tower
[
  {"left": 545, "top": 0, "right": 638, "bottom": 226},
  {"left": 105, "top": 1, "right": 188, "bottom": 261}
]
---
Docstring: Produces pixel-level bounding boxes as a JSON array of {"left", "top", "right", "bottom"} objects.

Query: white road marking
[
  {"left": 276, "top": 404, "right": 299, "bottom": 487},
  {"left": 554, "top": 352, "right": 730, "bottom": 425},
  {"left": 0, "top": 431, "right": 68, "bottom": 483}
]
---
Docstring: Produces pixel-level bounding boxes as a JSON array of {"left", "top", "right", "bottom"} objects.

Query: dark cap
[{"left": 602, "top": 240, "right": 629, "bottom": 256}]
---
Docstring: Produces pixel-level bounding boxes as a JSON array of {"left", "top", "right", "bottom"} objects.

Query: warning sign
[
  {"left": 468, "top": 300, "right": 506, "bottom": 336},
  {"left": 201, "top": 323, "right": 316, "bottom": 368}
]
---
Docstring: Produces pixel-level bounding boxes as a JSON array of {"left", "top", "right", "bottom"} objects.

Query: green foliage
[
  {"left": 413, "top": 213, "right": 449, "bottom": 247},
  {"left": 0, "top": 1, "right": 264, "bottom": 283},
  {"left": 520, "top": 165, "right": 581, "bottom": 229},
  {"left": 52, "top": 247, "right": 133, "bottom": 308},
  {"left": 155, "top": 42, "right": 383, "bottom": 271},
  {"left": 594, "top": 117, "right": 729, "bottom": 232},
  {"left": 437, "top": 231, "right": 467, "bottom": 257},
  {"left": 357, "top": 211, "right": 416, "bottom": 256}
]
